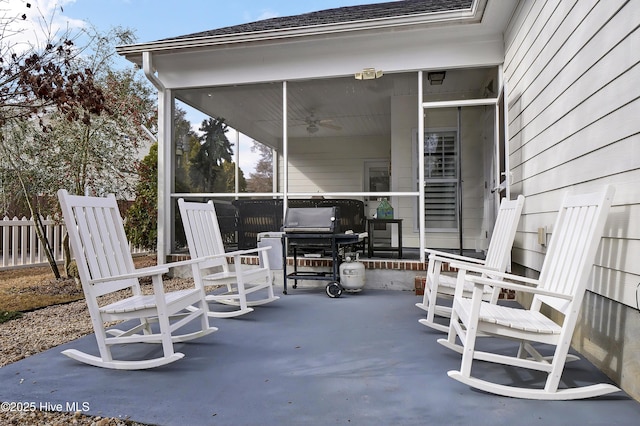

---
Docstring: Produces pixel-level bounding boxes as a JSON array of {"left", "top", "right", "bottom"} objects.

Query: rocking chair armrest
[
  {"left": 87, "top": 254, "right": 232, "bottom": 285},
  {"left": 225, "top": 246, "right": 271, "bottom": 257},
  {"left": 164, "top": 254, "right": 231, "bottom": 269},
  {"left": 88, "top": 264, "right": 171, "bottom": 285},
  {"left": 426, "top": 249, "right": 485, "bottom": 265},
  {"left": 467, "top": 275, "right": 573, "bottom": 301},
  {"left": 448, "top": 261, "right": 540, "bottom": 286}
]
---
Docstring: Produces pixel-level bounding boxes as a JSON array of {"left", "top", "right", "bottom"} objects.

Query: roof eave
[{"left": 116, "top": 6, "right": 481, "bottom": 61}]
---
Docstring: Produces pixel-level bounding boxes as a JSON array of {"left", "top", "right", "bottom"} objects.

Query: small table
[{"left": 367, "top": 218, "right": 403, "bottom": 258}]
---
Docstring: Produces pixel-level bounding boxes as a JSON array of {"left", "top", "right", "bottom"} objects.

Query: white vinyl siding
[
  {"left": 505, "top": 0, "right": 640, "bottom": 400},
  {"left": 505, "top": 0, "right": 640, "bottom": 309},
  {"left": 282, "top": 135, "right": 388, "bottom": 194}
]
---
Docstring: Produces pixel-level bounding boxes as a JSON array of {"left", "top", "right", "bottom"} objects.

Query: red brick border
[
  {"left": 168, "top": 254, "right": 516, "bottom": 298},
  {"left": 167, "top": 254, "right": 426, "bottom": 271}
]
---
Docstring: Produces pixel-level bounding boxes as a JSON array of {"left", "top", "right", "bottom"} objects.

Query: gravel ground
[{"left": 0, "top": 276, "right": 194, "bottom": 426}]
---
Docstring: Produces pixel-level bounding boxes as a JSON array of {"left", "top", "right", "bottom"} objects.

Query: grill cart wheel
[{"left": 326, "top": 282, "right": 343, "bottom": 298}]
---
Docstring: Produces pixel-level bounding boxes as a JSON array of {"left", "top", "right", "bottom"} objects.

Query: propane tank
[{"left": 339, "top": 253, "right": 366, "bottom": 292}]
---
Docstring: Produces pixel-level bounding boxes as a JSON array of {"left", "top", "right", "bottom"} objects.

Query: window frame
[{"left": 414, "top": 128, "right": 460, "bottom": 233}]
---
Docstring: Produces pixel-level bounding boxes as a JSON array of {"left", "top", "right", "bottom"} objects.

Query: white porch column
[
  {"left": 142, "top": 51, "right": 173, "bottom": 264},
  {"left": 495, "top": 66, "right": 503, "bottom": 212},
  {"left": 271, "top": 147, "right": 278, "bottom": 193},
  {"left": 499, "top": 65, "right": 511, "bottom": 200},
  {"left": 157, "top": 89, "right": 174, "bottom": 264},
  {"left": 234, "top": 131, "right": 240, "bottom": 197},
  {"left": 418, "top": 71, "right": 425, "bottom": 263},
  {"left": 282, "top": 81, "right": 288, "bottom": 211}
]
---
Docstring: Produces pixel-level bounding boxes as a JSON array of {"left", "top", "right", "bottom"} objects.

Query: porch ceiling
[{"left": 175, "top": 66, "right": 496, "bottom": 149}]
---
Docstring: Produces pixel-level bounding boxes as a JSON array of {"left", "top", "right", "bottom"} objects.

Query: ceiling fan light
[
  {"left": 307, "top": 123, "right": 319, "bottom": 133},
  {"left": 355, "top": 68, "right": 383, "bottom": 80}
]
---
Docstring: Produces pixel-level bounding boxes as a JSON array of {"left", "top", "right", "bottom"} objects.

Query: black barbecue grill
[
  {"left": 282, "top": 207, "right": 367, "bottom": 298},
  {"left": 283, "top": 207, "right": 338, "bottom": 233}
]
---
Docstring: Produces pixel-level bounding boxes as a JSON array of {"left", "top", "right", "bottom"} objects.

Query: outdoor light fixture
[
  {"left": 355, "top": 68, "right": 383, "bottom": 80},
  {"left": 427, "top": 71, "right": 446, "bottom": 85}
]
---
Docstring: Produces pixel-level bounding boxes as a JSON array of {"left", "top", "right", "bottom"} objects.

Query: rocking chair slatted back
[
  {"left": 62, "top": 192, "right": 138, "bottom": 297},
  {"left": 535, "top": 190, "right": 611, "bottom": 315},
  {"left": 181, "top": 201, "right": 228, "bottom": 271},
  {"left": 484, "top": 196, "right": 524, "bottom": 273}
]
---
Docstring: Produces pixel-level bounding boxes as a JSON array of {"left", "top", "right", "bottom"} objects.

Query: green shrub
[
  {"left": 0, "top": 310, "right": 23, "bottom": 324},
  {"left": 125, "top": 143, "right": 158, "bottom": 250}
]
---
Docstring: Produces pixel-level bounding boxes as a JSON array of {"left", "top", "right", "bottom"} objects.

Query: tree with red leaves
[
  {"left": 0, "top": 1, "right": 107, "bottom": 129},
  {"left": 0, "top": 2, "right": 109, "bottom": 278},
  {"left": 0, "top": 3, "right": 155, "bottom": 278}
]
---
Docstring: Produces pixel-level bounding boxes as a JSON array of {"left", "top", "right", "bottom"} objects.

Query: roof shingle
[{"left": 163, "top": 0, "right": 473, "bottom": 41}]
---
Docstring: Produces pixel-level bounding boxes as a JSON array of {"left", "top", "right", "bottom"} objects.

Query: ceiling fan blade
[{"left": 319, "top": 122, "right": 342, "bottom": 130}]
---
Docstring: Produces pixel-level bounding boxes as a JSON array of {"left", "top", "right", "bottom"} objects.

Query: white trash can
[{"left": 257, "top": 232, "right": 284, "bottom": 270}]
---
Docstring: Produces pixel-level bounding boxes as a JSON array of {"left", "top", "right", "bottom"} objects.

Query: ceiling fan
[{"left": 294, "top": 113, "right": 342, "bottom": 134}]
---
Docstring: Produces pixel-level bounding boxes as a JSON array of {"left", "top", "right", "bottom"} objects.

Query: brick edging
[
  {"left": 167, "top": 254, "right": 426, "bottom": 271},
  {"left": 168, "top": 253, "right": 513, "bottom": 299}
]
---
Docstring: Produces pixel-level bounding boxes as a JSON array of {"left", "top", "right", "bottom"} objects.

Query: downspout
[
  {"left": 143, "top": 52, "right": 164, "bottom": 91},
  {"left": 142, "top": 52, "right": 172, "bottom": 264}
]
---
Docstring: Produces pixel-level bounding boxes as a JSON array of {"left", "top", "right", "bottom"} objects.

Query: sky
[{"left": 6, "top": 0, "right": 395, "bottom": 174}]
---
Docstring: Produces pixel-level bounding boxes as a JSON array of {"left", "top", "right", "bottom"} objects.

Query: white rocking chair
[
  {"left": 58, "top": 190, "right": 217, "bottom": 370},
  {"left": 416, "top": 195, "right": 525, "bottom": 332},
  {"left": 438, "top": 186, "right": 621, "bottom": 400},
  {"left": 178, "top": 198, "right": 279, "bottom": 318}
]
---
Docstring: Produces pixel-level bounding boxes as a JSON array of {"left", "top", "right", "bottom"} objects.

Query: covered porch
[
  {"left": 116, "top": 0, "right": 516, "bottom": 265},
  {"left": 163, "top": 69, "right": 506, "bottom": 266}
]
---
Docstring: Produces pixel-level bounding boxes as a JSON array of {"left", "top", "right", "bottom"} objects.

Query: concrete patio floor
[{"left": 1, "top": 287, "right": 638, "bottom": 425}]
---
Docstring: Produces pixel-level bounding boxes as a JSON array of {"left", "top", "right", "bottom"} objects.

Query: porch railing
[{"left": 0, "top": 216, "right": 150, "bottom": 270}]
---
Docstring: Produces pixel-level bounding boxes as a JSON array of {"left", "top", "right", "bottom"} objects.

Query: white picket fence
[{"left": 0, "top": 215, "right": 151, "bottom": 270}]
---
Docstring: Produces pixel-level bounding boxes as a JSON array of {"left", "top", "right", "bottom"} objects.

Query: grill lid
[{"left": 283, "top": 207, "right": 337, "bottom": 233}]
